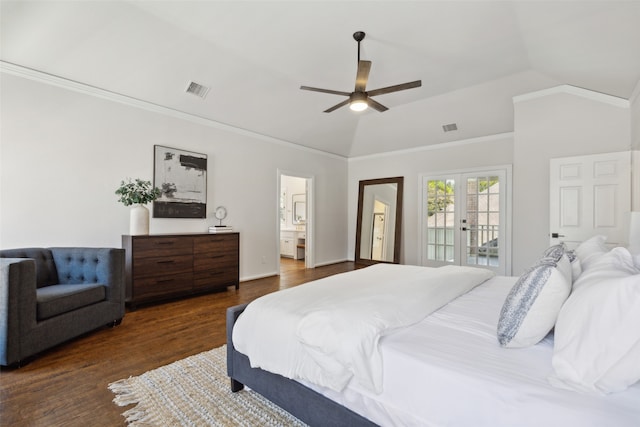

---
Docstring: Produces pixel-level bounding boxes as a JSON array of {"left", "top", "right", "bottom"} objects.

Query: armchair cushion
[
  {"left": 37, "top": 284, "right": 106, "bottom": 320},
  {"left": 0, "top": 248, "right": 57, "bottom": 288},
  {"left": 52, "top": 248, "right": 112, "bottom": 285}
]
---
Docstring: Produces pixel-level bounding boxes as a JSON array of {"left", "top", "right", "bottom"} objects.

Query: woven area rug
[{"left": 109, "top": 345, "right": 307, "bottom": 426}]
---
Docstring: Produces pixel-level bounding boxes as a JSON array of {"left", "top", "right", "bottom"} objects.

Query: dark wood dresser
[{"left": 122, "top": 233, "right": 239, "bottom": 308}]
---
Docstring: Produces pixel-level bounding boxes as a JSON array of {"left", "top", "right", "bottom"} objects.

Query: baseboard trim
[
  {"left": 239, "top": 271, "right": 278, "bottom": 283},
  {"left": 313, "top": 258, "right": 350, "bottom": 267}
]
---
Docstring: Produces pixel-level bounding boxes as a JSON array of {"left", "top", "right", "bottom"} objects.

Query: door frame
[
  {"left": 419, "top": 165, "right": 512, "bottom": 275},
  {"left": 277, "top": 169, "right": 314, "bottom": 271}
]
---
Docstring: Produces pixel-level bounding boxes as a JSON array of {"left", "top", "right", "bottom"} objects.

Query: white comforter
[
  {"left": 232, "top": 264, "right": 494, "bottom": 393},
  {"left": 302, "top": 276, "right": 640, "bottom": 427}
]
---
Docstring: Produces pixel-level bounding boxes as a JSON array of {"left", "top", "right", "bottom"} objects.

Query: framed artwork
[{"left": 153, "top": 145, "right": 207, "bottom": 218}]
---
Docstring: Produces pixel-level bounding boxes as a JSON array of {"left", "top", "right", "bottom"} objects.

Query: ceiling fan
[{"left": 301, "top": 31, "right": 422, "bottom": 113}]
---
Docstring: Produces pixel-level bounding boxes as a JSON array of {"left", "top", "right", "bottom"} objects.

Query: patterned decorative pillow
[
  {"left": 543, "top": 243, "right": 582, "bottom": 282},
  {"left": 542, "top": 243, "right": 566, "bottom": 261},
  {"left": 497, "top": 253, "right": 572, "bottom": 348}
]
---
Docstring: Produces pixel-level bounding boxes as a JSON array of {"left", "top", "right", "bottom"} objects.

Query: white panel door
[{"left": 550, "top": 151, "right": 631, "bottom": 248}]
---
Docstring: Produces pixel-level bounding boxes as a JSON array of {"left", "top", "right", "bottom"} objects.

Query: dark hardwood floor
[{"left": 0, "top": 259, "right": 357, "bottom": 426}]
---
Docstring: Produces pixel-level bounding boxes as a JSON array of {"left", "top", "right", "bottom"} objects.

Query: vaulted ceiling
[{"left": 2, "top": 1, "right": 640, "bottom": 157}]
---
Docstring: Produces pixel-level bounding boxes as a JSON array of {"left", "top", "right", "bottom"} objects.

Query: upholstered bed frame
[{"left": 226, "top": 303, "right": 376, "bottom": 427}]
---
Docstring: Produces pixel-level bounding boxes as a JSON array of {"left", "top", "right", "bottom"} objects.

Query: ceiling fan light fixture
[
  {"left": 350, "top": 100, "right": 368, "bottom": 111},
  {"left": 301, "top": 31, "right": 421, "bottom": 113},
  {"left": 349, "top": 93, "right": 368, "bottom": 111}
]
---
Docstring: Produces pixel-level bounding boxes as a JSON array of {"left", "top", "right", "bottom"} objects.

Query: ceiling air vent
[
  {"left": 185, "top": 81, "right": 209, "bottom": 99},
  {"left": 442, "top": 123, "right": 458, "bottom": 132}
]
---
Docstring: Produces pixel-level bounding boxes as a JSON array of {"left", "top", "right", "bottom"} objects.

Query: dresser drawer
[
  {"left": 133, "top": 254, "right": 193, "bottom": 278},
  {"left": 194, "top": 234, "right": 238, "bottom": 253},
  {"left": 193, "top": 252, "right": 238, "bottom": 272},
  {"left": 133, "top": 237, "right": 193, "bottom": 258},
  {"left": 134, "top": 272, "right": 193, "bottom": 300},
  {"left": 193, "top": 268, "right": 237, "bottom": 290}
]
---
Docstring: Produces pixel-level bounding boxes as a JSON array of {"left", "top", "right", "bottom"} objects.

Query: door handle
[{"left": 551, "top": 232, "right": 565, "bottom": 238}]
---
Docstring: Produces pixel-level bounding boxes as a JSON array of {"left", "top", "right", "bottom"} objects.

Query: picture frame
[{"left": 153, "top": 145, "right": 207, "bottom": 218}]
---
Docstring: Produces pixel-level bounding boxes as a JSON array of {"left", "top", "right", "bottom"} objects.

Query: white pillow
[
  {"left": 549, "top": 272, "right": 640, "bottom": 394},
  {"left": 569, "top": 255, "right": 582, "bottom": 282},
  {"left": 574, "top": 235, "right": 609, "bottom": 271},
  {"left": 563, "top": 248, "right": 582, "bottom": 282},
  {"left": 572, "top": 247, "right": 639, "bottom": 292},
  {"left": 497, "top": 254, "right": 572, "bottom": 348}
]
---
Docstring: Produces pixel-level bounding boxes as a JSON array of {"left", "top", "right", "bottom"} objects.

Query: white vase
[{"left": 130, "top": 204, "right": 150, "bottom": 235}]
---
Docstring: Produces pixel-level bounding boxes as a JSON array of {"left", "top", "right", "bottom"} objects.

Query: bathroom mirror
[
  {"left": 355, "top": 177, "right": 404, "bottom": 265},
  {"left": 292, "top": 193, "right": 306, "bottom": 224}
]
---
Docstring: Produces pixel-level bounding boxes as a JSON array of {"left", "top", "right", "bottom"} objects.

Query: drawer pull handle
[
  {"left": 209, "top": 271, "right": 224, "bottom": 276},
  {"left": 157, "top": 260, "right": 175, "bottom": 264},
  {"left": 211, "top": 255, "right": 225, "bottom": 259},
  {"left": 157, "top": 279, "right": 175, "bottom": 284},
  {"left": 156, "top": 241, "right": 174, "bottom": 245}
]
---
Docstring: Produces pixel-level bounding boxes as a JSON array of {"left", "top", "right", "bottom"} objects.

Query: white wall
[
  {"left": 0, "top": 72, "right": 349, "bottom": 281},
  {"left": 348, "top": 134, "right": 514, "bottom": 267},
  {"left": 512, "top": 87, "right": 632, "bottom": 274}
]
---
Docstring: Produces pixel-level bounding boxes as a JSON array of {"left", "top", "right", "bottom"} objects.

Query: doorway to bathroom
[{"left": 278, "top": 171, "right": 313, "bottom": 273}]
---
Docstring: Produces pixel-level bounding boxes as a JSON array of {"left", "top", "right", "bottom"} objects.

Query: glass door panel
[
  {"left": 463, "top": 175, "right": 500, "bottom": 268},
  {"left": 425, "top": 178, "right": 456, "bottom": 265},
  {"left": 422, "top": 169, "right": 508, "bottom": 275}
]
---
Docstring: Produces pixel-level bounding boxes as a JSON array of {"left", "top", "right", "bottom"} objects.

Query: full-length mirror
[{"left": 355, "top": 177, "right": 404, "bottom": 265}]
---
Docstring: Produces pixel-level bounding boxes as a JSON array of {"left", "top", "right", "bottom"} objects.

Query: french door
[{"left": 421, "top": 167, "right": 511, "bottom": 275}]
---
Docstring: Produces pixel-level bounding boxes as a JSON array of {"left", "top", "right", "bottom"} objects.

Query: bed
[{"left": 226, "top": 238, "right": 640, "bottom": 426}]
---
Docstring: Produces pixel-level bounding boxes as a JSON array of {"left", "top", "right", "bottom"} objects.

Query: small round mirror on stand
[{"left": 214, "top": 206, "right": 227, "bottom": 227}]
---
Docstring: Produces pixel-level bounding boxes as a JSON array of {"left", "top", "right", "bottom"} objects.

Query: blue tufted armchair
[{"left": 0, "top": 247, "right": 125, "bottom": 366}]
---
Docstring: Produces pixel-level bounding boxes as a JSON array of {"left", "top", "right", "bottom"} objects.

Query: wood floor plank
[{"left": 0, "top": 259, "right": 357, "bottom": 426}]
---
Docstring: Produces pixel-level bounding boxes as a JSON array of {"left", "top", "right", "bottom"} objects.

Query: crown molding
[
  {"left": 0, "top": 61, "right": 347, "bottom": 161},
  {"left": 513, "top": 84, "right": 629, "bottom": 108}
]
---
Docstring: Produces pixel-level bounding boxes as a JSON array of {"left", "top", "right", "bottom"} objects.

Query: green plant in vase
[
  {"left": 115, "top": 178, "right": 161, "bottom": 206},
  {"left": 115, "top": 178, "right": 161, "bottom": 235}
]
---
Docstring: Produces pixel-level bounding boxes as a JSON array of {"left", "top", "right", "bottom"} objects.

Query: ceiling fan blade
[
  {"left": 368, "top": 98, "right": 389, "bottom": 112},
  {"left": 324, "top": 99, "right": 351, "bottom": 113},
  {"left": 367, "top": 80, "right": 422, "bottom": 97},
  {"left": 300, "top": 86, "right": 351, "bottom": 96},
  {"left": 354, "top": 60, "right": 371, "bottom": 92}
]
